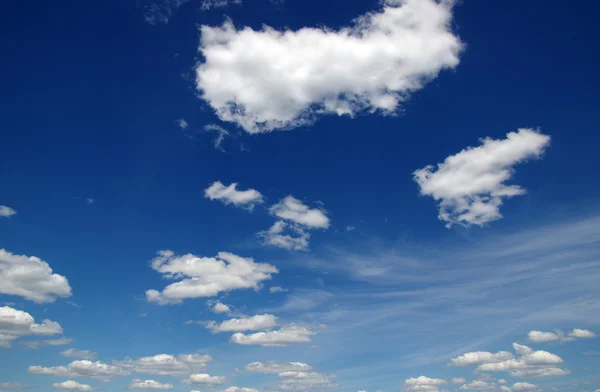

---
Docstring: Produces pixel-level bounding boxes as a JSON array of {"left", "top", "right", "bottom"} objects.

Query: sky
[{"left": 1, "top": 0, "right": 599, "bottom": 391}]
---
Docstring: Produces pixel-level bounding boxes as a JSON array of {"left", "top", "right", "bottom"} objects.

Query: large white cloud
[
  {"left": 230, "top": 325, "right": 315, "bottom": 346},
  {"left": 113, "top": 354, "right": 211, "bottom": 375},
  {"left": 52, "top": 380, "right": 93, "bottom": 391},
  {"left": 270, "top": 197, "right": 330, "bottom": 229},
  {"left": 205, "top": 314, "right": 278, "bottom": 333},
  {"left": 183, "top": 373, "right": 227, "bottom": 385},
  {"left": 195, "top": 0, "right": 462, "bottom": 132},
  {"left": 29, "top": 360, "right": 130, "bottom": 381},
  {"left": 0, "top": 248, "right": 72, "bottom": 303},
  {"left": 404, "top": 376, "right": 447, "bottom": 392},
  {"left": 0, "top": 306, "right": 63, "bottom": 348},
  {"left": 128, "top": 379, "right": 174, "bottom": 390},
  {"left": 244, "top": 361, "right": 313, "bottom": 374},
  {"left": 204, "top": 181, "right": 264, "bottom": 210},
  {"left": 413, "top": 128, "right": 551, "bottom": 227},
  {"left": 145, "top": 250, "right": 278, "bottom": 305},
  {"left": 0, "top": 205, "right": 17, "bottom": 217}
]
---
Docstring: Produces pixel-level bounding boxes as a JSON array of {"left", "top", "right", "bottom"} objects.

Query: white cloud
[
  {"left": 212, "top": 302, "right": 231, "bottom": 314},
  {"left": 195, "top": 0, "right": 462, "bottom": 132},
  {"left": 146, "top": 250, "right": 278, "bottom": 305},
  {"left": 204, "top": 124, "right": 232, "bottom": 151},
  {"left": 258, "top": 220, "right": 310, "bottom": 251},
  {"left": 512, "top": 343, "right": 533, "bottom": 355},
  {"left": 61, "top": 348, "right": 98, "bottom": 360},
  {"left": 231, "top": 324, "right": 315, "bottom": 346},
  {"left": 269, "top": 286, "right": 288, "bottom": 293},
  {"left": 205, "top": 314, "right": 278, "bottom": 333},
  {"left": 508, "top": 368, "right": 570, "bottom": 378},
  {"left": 128, "top": 379, "right": 174, "bottom": 390},
  {"left": 527, "top": 330, "right": 561, "bottom": 343},
  {"left": 201, "top": 0, "right": 242, "bottom": 10},
  {"left": 0, "top": 248, "right": 72, "bottom": 303},
  {"left": 29, "top": 360, "right": 130, "bottom": 381},
  {"left": 177, "top": 118, "right": 189, "bottom": 129},
  {"left": 0, "top": 306, "right": 63, "bottom": 348},
  {"left": 274, "top": 371, "right": 337, "bottom": 391},
  {"left": 460, "top": 381, "right": 495, "bottom": 390},
  {"left": 510, "top": 383, "right": 539, "bottom": 392},
  {"left": 142, "top": 0, "right": 191, "bottom": 25},
  {"left": 450, "top": 351, "right": 514, "bottom": 367},
  {"left": 183, "top": 373, "right": 227, "bottom": 385},
  {"left": 0, "top": 383, "right": 30, "bottom": 390},
  {"left": 52, "top": 380, "right": 93, "bottom": 391},
  {"left": 404, "top": 376, "right": 447, "bottom": 392},
  {"left": 113, "top": 354, "right": 210, "bottom": 375},
  {"left": 21, "top": 336, "right": 74, "bottom": 349},
  {"left": 452, "top": 378, "right": 466, "bottom": 384},
  {"left": 498, "top": 380, "right": 507, "bottom": 385},
  {"left": 413, "top": 128, "right": 551, "bottom": 227},
  {"left": 0, "top": 205, "right": 17, "bottom": 217},
  {"left": 270, "top": 197, "right": 330, "bottom": 229},
  {"left": 568, "top": 328, "right": 596, "bottom": 339},
  {"left": 85, "top": 198, "right": 95, "bottom": 205},
  {"left": 204, "top": 181, "right": 264, "bottom": 209},
  {"left": 244, "top": 361, "right": 313, "bottom": 374}
]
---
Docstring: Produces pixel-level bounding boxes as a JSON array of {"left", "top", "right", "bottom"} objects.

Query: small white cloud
[
  {"left": 230, "top": 324, "right": 315, "bottom": 346},
  {"left": 528, "top": 330, "right": 561, "bottom": 343},
  {"left": 205, "top": 314, "right": 278, "bottom": 333},
  {"left": 244, "top": 361, "right": 312, "bottom": 374},
  {"left": 510, "top": 383, "right": 539, "bottom": 392},
  {"left": 52, "top": 380, "right": 93, "bottom": 391},
  {"left": 460, "top": 380, "right": 495, "bottom": 390},
  {"left": 128, "top": 379, "right": 174, "bottom": 390},
  {"left": 204, "top": 124, "right": 231, "bottom": 151},
  {"left": 114, "top": 353, "right": 211, "bottom": 376},
  {"left": 183, "top": 373, "right": 227, "bottom": 385},
  {"left": 451, "top": 378, "right": 466, "bottom": 384},
  {"left": 85, "top": 198, "right": 95, "bottom": 205},
  {"left": 61, "top": 348, "right": 98, "bottom": 360},
  {"left": 177, "top": 118, "right": 189, "bottom": 129},
  {"left": 29, "top": 360, "right": 130, "bottom": 381},
  {"left": 568, "top": 328, "right": 596, "bottom": 339},
  {"left": 414, "top": 128, "right": 551, "bottom": 227},
  {"left": 0, "top": 205, "right": 17, "bottom": 217},
  {"left": 201, "top": 0, "right": 242, "bottom": 11},
  {"left": 270, "top": 196, "right": 330, "bottom": 229},
  {"left": 498, "top": 380, "right": 507, "bottom": 385},
  {"left": 528, "top": 328, "right": 595, "bottom": 343},
  {"left": 212, "top": 301, "right": 231, "bottom": 314},
  {"left": 204, "top": 181, "right": 264, "bottom": 210},
  {"left": 146, "top": 250, "right": 278, "bottom": 305},
  {"left": 512, "top": 343, "right": 533, "bottom": 355},
  {"left": 195, "top": 0, "right": 462, "bottom": 132},
  {"left": 0, "top": 248, "right": 72, "bottom": 303},
  {"left": 269, "top": 286, "right": 288, "bottom": 293},
  {"left": 22, "top": 336, "right": 74, "bottom": 349},
  {"left": 404, "top": 376, "right": 447, "bottom": 392},
  {"left": 142, "top": 0, "right": 191, "bottom": 25},
  {"left": 221, "top": 388, "right": 258, "bottom": 392},
  {"left": 450, "top": 351, "right": 514, "bottom": 367},
  {"left": 0, "top": 306, "right": 63, "bottom": 348},
  {"left": 345, "top": 225, "right": 356, "bottom": 232},
  {"left": 258, "top": 220, "right": 310, "bottom": 251}
]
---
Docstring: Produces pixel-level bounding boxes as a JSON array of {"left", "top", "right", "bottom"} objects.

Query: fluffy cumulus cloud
[
  {"left": 0, "top": 205, "right": 17, "bottom": 217},
  {"left": 451, "top": 343, "right": 570, "bottom": 378},
  {"left": 205, "top": 314, "right": 278, "bottom": 333},
  {"left": 204, "top": 181, "right": 264, "bottom": 210},
  {"left": 114, "top": 354, "right": 211, "bottom": 375},
  {"left": 128, "top": 379, "right": 174, "bottom": 390},
  {"left": 413, "top": 128, "right": 551, "bottom": 227},
  {"left": 21, "top": 336, "right": 74, "bottom": 349},
  {"left": 0, "top": 248, "right": 72, "bottom": 303},
  {"left": 270, "top": 197, "right": 330, "bottom": 229},
  {"left": 61, "top": 348, "right": 98, "bottom": 360},
  {"left": 212, "top": 301, "right": 231, "bottom": 314},
  {"left": 258, "top": 220, "right": 310, "bottom": 251},
  {"left": 183, "top": 373, "right": 227, "bottom": 385},
  {"left": 195, "top": 0, "right": 462, "bottom": 132},
  {"left": 244, "top": 361, "right": 313, "bottom": 374},
  {"left": 29, "top": 360, "right": 130, "bottom": 381},
  {"left": 404, "top": 376, "right": 447, "bottom": 392},
  {"left": 528, "top": 328, "right": 596, "bottom": 343},
  {"left": 145, "top": 250, "right": 278, "bottom": 305},
  {"left": 0, "top": 306, "right": 63, "bottom": 348},
  {"left": 231, "top": 324, "right": 315, "bottom": 346},
  {"left": 52, "top": 380, "right": 93, "bottom": 391}
]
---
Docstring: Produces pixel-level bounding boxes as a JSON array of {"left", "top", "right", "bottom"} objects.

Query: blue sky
[{"left": 1, "top": 0, "right": 599, "bottom": 391}]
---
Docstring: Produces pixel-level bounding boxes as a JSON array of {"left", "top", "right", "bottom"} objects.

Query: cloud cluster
[
  {"left": 128, "top": 379, "right": 174, "bottom": 390},
  {"left": 146, "top": 250, "right": 278, "bottom": 305},
  {"left": 272, "top": 371, "right": 337, "bottom": 391},
  {"left": 403, "top": 376, "right": 447, "bottom": 392},
  {"left": 52, "top": 380, "right": 93, "bottom": 391},
  {"left": 528, "top": 328, "right": 596, "bottom": 343},
  {"left": 0, "top": 248, "right": 72, "bottom": 303},
  {"left": 196, "top": 0, "right": 462, "bottom": 132},
  {"left": 450, "top": 342, "right": 569, "bottom": 378},
  {"left": 204, "top": 181, "right": 264, "bottom": 210},
  {"left": 29, "top": 360, "right": 130, "bottom": 381},
  {"left": 0, "top": 306, "right": 63, "bottom": 348},
  {"left": 414, "top": 128, "right": 551, "bottom": 227},
  {"left": 114, "top": 353, "right": 212, "bottom": 375},
  {"left": 231, "top": 324, "right": 315, "bottom": 346}
]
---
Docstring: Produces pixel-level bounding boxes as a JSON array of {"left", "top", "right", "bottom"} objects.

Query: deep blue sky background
[{"left": 1, "top": 0, "right": 600, "bottom": 391}]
